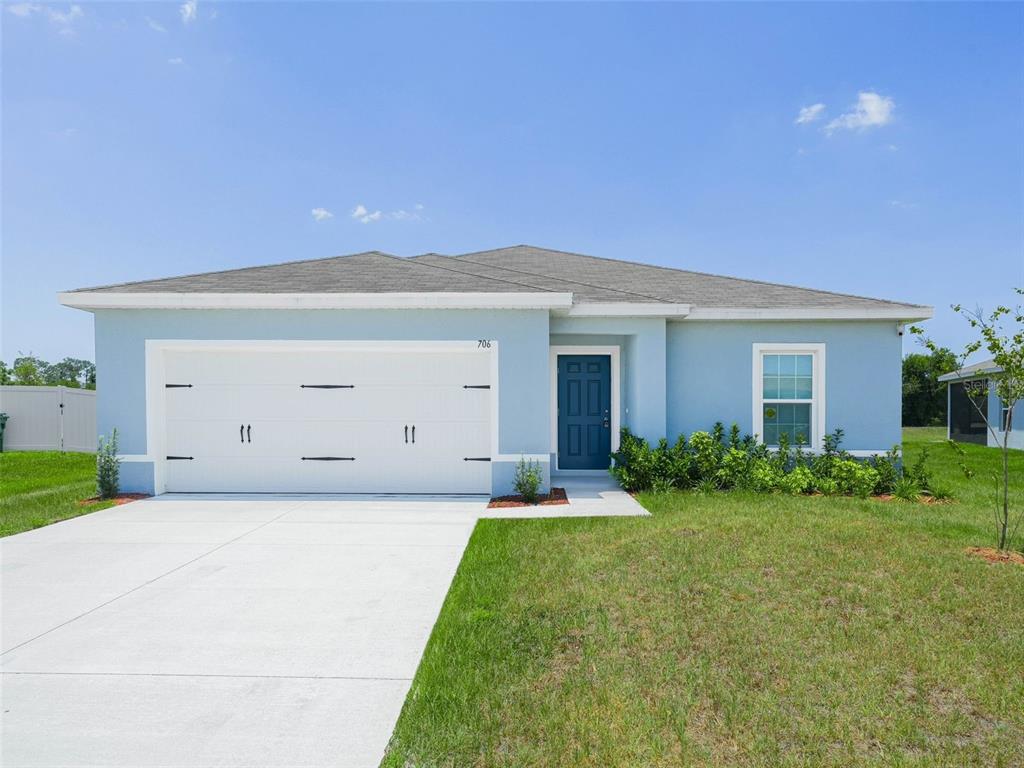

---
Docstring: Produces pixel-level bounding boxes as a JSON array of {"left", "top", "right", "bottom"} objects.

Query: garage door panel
[{"left": 162, "top": 347, "right": 492, "bottom": 494}]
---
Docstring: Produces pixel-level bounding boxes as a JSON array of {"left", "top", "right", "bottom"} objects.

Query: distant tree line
[
  {"left": 902, "top": 347, "right": 955, "bottom": 426},
  {"left": 0, "top": 355, "right": 96, "bottom": 389}
]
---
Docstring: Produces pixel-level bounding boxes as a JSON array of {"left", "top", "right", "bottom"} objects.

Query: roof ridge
[
  {"left": 379, "top": 252, "right": 564, "bottom": 294},
  {"left": 449, "top": 249, "right": 675, "bottom": 304},
  {"left": 456, "top": 244, "right": 928, "bottom": 309},
  {"left": 68, "top": 250, "right": 397, "bottom": 293}
]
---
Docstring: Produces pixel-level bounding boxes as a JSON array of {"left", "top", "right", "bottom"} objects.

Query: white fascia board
[
  {"left": 937, "top": 366, "right": 1003, "bottom": 383},
  {"left": 562, "top": 303, "right": 691, "bottom": 317},
  {"left": 683, "top": 306, "right": 934, "bottom": 322},
  {"left": 58, "top": 291, "right": 575, "bottom": 311}
]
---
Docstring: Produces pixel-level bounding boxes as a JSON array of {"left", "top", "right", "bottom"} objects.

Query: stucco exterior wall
[{"left": 666, "top": 320, "right": 903, "bottom": 451}]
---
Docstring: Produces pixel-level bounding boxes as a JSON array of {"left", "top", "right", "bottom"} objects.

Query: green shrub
[
  {"left": 689, "top": 431, "right": 721, "bottom": 485},
  {"left": 869, "top": 447, "right": 901, "bottom": 494},
  {"left": 830, "top": 459, "right": 880, "bottom": 498},
  {"left": 610, "top": 429, "right": 657, "bottom": 492},
  {"left": 929, "top": 485, "right": 954, "bottom": 501},
  {"left": 893, "top": 477, "right": 921, "bottom": 502},
  {"left": 779, "top": 465, "right": 814, "bottom": 495},
  {"left": 96, "top": 429, "right": 120, "bottom": 500},
  {"left": 513, "top": 456, "right": 543, "bottom": 503},
  {"left": 815, "top": 476, "right": 840, "bottom": 496},
  {"left": 747, "top": 458, "right": 782, "bottom": 493},
  {"left": 716, "top": 447, "right": 749, "bottom": 489},
  {"left": 908, "top": 446, "right": 933, "bottom": 491}
]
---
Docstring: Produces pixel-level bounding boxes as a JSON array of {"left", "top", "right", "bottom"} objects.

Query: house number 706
[{"left": 477, "top": 339, "right": 492, "bottom": 348}]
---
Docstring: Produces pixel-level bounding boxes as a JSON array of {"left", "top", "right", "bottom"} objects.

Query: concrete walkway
[{"left": 1, "top": 483, "right": 644, "bottom": 767}]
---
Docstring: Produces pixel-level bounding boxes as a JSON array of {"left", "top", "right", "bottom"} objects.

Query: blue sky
[{"left": 3, "top": 1, "right": 1022, "bottom": 362}]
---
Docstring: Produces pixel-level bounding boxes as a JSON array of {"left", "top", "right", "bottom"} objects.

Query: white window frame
[
  {"left": 1000, "top": 399, "right": 1013, "bottom": 433},
  {"left": 752, "top": 343, "right": 826, "bottom": 451}
]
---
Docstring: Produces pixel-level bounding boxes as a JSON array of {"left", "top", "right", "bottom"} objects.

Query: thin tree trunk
[{"left": 1001, "top": 435, "right": 1010, "bottom": 550}]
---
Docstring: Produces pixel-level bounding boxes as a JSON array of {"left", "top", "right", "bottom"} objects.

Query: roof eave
[
  {"left": 683, "top": 306, "right": 933, "bottom": 322},
  {"left": 58, "top": 291, "right": 575, "bottom": 311}
]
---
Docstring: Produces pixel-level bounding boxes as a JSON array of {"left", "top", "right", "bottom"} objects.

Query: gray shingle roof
[
  {"left": 71, "top": 244, "right": 930, "bottom": 313},
  {"left": 937, "top": 359, "right": 1001, "bottom": 382}
]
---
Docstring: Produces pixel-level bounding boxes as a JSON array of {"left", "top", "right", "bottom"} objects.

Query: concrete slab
[{"left": 1, "top": 673, "right": 407, "bottom": 768}]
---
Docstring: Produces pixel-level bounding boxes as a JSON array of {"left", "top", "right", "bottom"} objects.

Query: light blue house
[
  {"left": 60, "top": 246, "right": 932, "bottom": 496},
  {"left": 939, "top": 359, "right": 1023, "bottom": 450}
]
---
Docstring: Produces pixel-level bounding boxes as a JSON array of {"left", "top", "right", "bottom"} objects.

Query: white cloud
[
  {"left": 8, "top": 3, "right": 82, "bottom": 33},
  {"left": 146, "top": 17, "right": 166, "bottom": 32},
  {"left": 179, "top": 0, "right": 197, "bottom": 24},
  {"left": 888, "top": 199, "right": 918, "bottom": 210},
  {"left": 168, "top": 57, "right": 184, "bottom": 65},
  {"left": 825, "top": 91, "right": 895, "bottom": 134},
  {"left": 795, "top": 103, "right": 825, "bottom": 125},
  {"left": 351, "top": 204, "right": 382, "bottom": 224},
  {"left": 349, "top": 203, "right": 427, "bottom": 223},
  {"left": 6, "top": 3, "right": 40, "bottom": 17},
  {"left": 311, "top": 207, "right": 334, "bottom": 222}
]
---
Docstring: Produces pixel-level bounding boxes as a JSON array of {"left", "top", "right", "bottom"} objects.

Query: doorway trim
[{"left": 549, "top": 345, "right": 621, "bottom": 470}]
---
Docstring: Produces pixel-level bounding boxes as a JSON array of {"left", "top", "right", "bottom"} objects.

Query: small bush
[
  {"left": 830, "top": 459, "right": 880, "bottom": 499},
  {"left": 929, "top": 485, "right": 954, "bottom": 501},
  {"left": 747, "top": 458, "right": 782, "bottom": 493},
  {"left": 779, "top": 465, "right": 814, "bottom": 495},
  {"left": 893, "top": 477, "right": 921, "bottom": 502},
  {"left": 96, "top": 428, "right": 120, "bottom": 500},
  {"left": 610, "top": 430, "right": 656, "bottom": 492},
  {"left": 869, "top": 447, "right": 901, "bottom": 495},
  {"left": 513, "top": 456, "right": 543, "bottom": 504},
  {"left": 908, "top": 446, "right": 933, "bottom": 491},
  {"left": 815, "top": 476, "right": 840, "bottom": 496},
  {"left": 651, "top": 476, "right": 675, "bottom": 495}
]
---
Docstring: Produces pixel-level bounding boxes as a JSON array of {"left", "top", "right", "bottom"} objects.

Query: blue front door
[{"left": 557, "top": 355, "right": 612, "bottom": 469}]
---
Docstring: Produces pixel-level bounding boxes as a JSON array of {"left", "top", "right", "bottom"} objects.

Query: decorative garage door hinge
[
  {"left": 301, "top": 456, "right": 356, "bottom": 461},
  {"left": 165, "top": 384, "right": 193, "bottom": 388},
  {"left": 299, "top": 384, "right": 355, "bottom": 389},
  {"left": 166, "top": 455, "right": 194, "bottom": 460},
  {"left": 463, "top": 457, "right": 491, "bottom": 462},
  {"left": 462, "top": 385, "right": 490, "bottom": 389}
]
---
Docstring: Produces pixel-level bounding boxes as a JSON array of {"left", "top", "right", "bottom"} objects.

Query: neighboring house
[
  {"left": 938, "top": 359, "right": 1023, "bottom": 449},
  {"left": 59, "top": 246, "right": 932, "bottom": 496}
]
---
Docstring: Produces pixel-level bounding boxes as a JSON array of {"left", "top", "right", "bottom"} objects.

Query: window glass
[
  {"left": 762, "top": 354, "right": 813, "bottom": 402},
  {"left": 763, "top": 402, "right": 811, "bottom": 446}
]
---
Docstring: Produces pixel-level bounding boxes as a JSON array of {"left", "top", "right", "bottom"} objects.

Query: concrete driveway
[{"left": 0, "top": 495, "right": 486, "bottom": 768}]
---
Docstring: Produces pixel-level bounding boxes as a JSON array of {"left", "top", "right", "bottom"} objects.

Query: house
[
  {"left": 59, "top": 246, "right": 932, "bottom": 496},
  {"left": 939, "top": 359, "right": 1023, "bottom": 449}
]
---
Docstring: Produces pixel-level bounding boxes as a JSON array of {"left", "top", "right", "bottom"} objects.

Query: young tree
[
  {"left": 902, "top": 348, "right": 957, "bottom": 426},
  {"left": 11, "top": 355, "right": 47, "bottom": 386},
  {"left": 912, "top": 288, "right": 1023, "bottom": 551}
]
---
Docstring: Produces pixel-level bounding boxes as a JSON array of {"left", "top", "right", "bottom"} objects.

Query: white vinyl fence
[{"left": 0, "top": 386, "right": 97, "bottom": 453}]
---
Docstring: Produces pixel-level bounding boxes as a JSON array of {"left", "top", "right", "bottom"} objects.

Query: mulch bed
[
  {"left": 872, "top": 494, "right": 952, "bottom": 505},
  {"left": 78, "top": 493, "right": 150, "bottom": 507},
  {"left": 488, "top": 487, "right": 568, "bottom": 508},
  {"left": 966, "top": 546, "right": 1024, "bottom": 566}
]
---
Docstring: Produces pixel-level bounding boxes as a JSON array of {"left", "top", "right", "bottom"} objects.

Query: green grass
[
  {"left": 0, "top": 451, "right": 115, "bottom": 537},
  {"left": 382, "top": 428, "right": 1024, "bottom": 767}
]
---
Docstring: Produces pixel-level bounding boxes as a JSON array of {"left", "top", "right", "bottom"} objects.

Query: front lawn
[
  {"left": 0, "top": 451, "right": 114, "bottom": 537},
  {"left": 383, "top": 428, "right": 1024, "bottom": 767}
]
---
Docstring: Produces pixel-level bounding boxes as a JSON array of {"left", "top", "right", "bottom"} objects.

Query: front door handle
[
  {"left": 240, "top": 424, "right": 245, "bottom": 443},
  {"left": 411, "top": 425, "right": 415, "bottom": 444},
  {"left": 404, "top": 425, "right": 408, "bottom": 444},
  {"left": 247, "top": 424, "right": 251, "bottom": 443}
]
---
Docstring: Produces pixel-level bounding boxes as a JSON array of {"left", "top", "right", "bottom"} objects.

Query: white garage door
[{"left": 161, "top": 346, "right": 492, "bottom": 494}]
